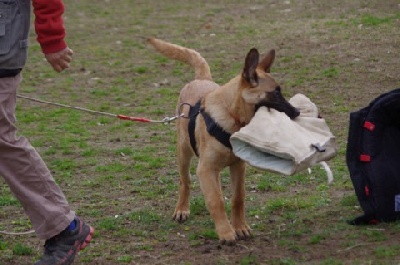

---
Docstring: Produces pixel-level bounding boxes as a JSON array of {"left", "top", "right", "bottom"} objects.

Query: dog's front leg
[
  {"left": 197, "top": 162, "right": 236, "bottom": 245},
  {"left": 230, "top": 161, "right": 251, "bottom": 240}
]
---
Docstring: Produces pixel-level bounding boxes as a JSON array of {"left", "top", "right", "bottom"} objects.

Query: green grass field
[{"left": 1, "top": 0, "right": 399, "bottom": 264}]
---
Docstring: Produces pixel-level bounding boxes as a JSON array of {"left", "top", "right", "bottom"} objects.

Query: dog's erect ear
[
  {"left": 259, "top": 49, "right": 275, "bottom": 73},
  {"left": 242, "top": 48, "right": 259, "bottom": 87}
]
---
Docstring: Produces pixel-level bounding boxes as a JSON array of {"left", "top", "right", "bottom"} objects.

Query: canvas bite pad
[{"left": 230, "top": 94, "right": 337, "bottom": 175}]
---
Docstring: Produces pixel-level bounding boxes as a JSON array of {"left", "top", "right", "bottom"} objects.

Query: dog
[{"left": 148, "top": 38, "right": 299, "bottom": 245}]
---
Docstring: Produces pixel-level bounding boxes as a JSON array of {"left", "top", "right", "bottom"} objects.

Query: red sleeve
[{"left": 32, "top": 0, "right": 67, "bottom": 54}]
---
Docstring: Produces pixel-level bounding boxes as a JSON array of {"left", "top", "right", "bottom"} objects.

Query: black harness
[{"left": 188, "top": 101, "right": 232, "bottom": 156}]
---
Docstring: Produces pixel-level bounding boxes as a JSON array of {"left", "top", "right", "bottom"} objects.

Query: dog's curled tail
[{"left": 147, "top": 38, "right": 212, "bottom": 81}]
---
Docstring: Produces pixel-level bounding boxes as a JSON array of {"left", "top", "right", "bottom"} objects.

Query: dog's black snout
[
  {"left": 286, "top": 106, "right": 300, "bottom": 120},
  {"left": 292, "top": 107, "right": 300, "bottom": 119},
  {"left": 258, "top": 86, "right": 301, "bottom": 120},
  {"left": 274, "top": 86, "right": 282, "bottom": 97}
]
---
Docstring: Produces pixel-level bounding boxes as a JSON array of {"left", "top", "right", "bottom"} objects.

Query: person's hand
[{"left": 45, "top": 47, "right": 74, "bottom": 72}]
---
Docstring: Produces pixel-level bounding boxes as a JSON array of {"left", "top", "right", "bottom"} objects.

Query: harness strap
[
  {"left": 201, "top": 111, "right": 232, "bottom": 150},
  {"left": 188, "top": 101, "right": 232, "bottom": 157},
  {"left": 188, "top": 101, "right": 201, "bottom": 156}
]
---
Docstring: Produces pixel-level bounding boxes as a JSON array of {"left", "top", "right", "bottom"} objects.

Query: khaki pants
[{"left": 0, "top": 74, "right": 74, "bottom": 240}]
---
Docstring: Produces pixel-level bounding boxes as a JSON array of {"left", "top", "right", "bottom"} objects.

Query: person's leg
[
  {"left": 0, "top": 74, "right": 94, "bottom": 265},
  {"left": 0, "top": 74, "right": 75, "bottom": 239}
]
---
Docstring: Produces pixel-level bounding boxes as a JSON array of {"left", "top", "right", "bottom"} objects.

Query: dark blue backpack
[{"left": 346, "top": 88, "right": 400, "bottom": 225}]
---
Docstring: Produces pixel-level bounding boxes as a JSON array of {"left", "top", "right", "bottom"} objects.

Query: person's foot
[{"left": 35, "top": 217, "right": 94, "bottom": 265}]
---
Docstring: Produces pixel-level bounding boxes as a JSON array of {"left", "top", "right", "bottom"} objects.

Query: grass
[
  {"left": 12, "top": 243, "right": 34, "bottom": 256},
  {"left": 0, "top": 0, "right": 399, "bottom": 264},
  {"left": 0, "top": 195, "right": 19, "bottom": 207}
]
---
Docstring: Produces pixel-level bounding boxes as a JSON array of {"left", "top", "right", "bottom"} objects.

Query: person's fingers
[
  {"left": 53, "top": 61, "right": 70, "bottom": 72},
  {"left": 60, "top": 48, "right": 73, "bottom": 67},
  {"left": 63, "top": 54, "right": 72, "bottom": 63},
  {"left": 67, "top": 48, "right": 74, "bottom": 56},
  {"left": 60, "top": 61, "right": 70, "bottom": 69},
  {"left": 53, "top": 64, "right": 63, "bottom": 72},
  {"left": 63, "top": 48, "right": 73, "bottom": 59},
  {"left": 45, "top": 47, "right": 74, "bottom": 72}
]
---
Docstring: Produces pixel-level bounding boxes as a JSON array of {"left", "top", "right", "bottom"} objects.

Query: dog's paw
[
  {"left": 235, "top": 225, "right": 252, "bottom": 240},
  {"left": 172, "top": 210, "right": 190, "bottom": 223},
  {"left": 217, "top": 226, "right": 237, "bottom": 246},
  {"left": 220, "top": 238, "right": 237, "bottom": 246},
  {"left": 231, "top": 219, "right": 252, "bottom": 240},
  {"left": 219, "top": 234, "right": 237, "bottom": 246}
]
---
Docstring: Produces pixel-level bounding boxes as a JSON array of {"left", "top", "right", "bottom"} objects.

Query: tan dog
[{"left": 148, "top": 38, "right": 299, "bottom": 245}]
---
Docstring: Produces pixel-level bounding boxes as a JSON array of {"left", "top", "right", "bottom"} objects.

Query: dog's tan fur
[{"left": 148, "top": 38, "right": 281, "bottom": 245}]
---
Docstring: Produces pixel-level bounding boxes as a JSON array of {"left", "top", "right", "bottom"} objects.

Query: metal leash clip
[{"left": 162, "top": 114, "right": 184, "bottom": 124}]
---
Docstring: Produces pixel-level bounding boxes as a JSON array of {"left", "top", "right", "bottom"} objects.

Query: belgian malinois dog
[{"left": 148, "top": 38, "right": 299, "bottom": 245}]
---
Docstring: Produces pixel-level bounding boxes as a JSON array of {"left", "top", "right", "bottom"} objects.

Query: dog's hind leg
[
  {"left": 173, "top": 138, "right": 193, "bottom": 223},
  {"left": 229, "top": 161, "right": 251, "bottom": 239}
]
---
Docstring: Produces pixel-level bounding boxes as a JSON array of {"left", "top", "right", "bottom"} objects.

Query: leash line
[
  {"left": 0, "top": 229, "right": 35, "bottom": 236},
  {"left": 17, "top": 94, "right": 117, "bottom": 117},
  {"left": 16, "top": 94, "right": 181, "bottom": 124}
]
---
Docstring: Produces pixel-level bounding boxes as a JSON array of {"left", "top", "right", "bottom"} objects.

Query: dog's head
[{"left": 240, "top": 48, "right": 300, "bottom": 120}]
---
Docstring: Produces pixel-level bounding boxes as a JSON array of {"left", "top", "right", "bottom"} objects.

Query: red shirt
[{"left": 32, "top": 0, "right": 67, "bottom": 54}]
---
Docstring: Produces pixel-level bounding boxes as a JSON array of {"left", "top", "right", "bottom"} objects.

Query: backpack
[{"left": 346, "top": 88, "right": 400, "bottom": 225}]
